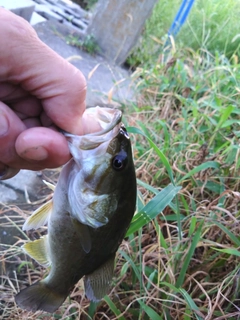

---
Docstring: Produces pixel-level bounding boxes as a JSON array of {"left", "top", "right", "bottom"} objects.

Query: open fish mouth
[
  {"left": 64, "top": 107, "right": 123, "bottom": 153},
  {"left": 83, "top": 107, "right": 122, "bottom": 136}
]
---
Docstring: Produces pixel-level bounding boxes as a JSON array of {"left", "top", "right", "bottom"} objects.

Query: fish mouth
[
  {"left": 83, "top": 107, "right": 122, "bottom": 137},
  {"left": 64, "top": 107, "right": 123, "bottom": 157}
]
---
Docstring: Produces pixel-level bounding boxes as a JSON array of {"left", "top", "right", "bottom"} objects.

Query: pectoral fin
[
  {"left": 72, "top": 218, "right": 92, "bottom": 253},
  {"left": 22, "top": 235, "right": 50, "bottom": 267},
  {"left": 23, "top": 200, "right": 53, "bottom": 231},
  {"left": 84, "top": 254, "right": 115, "bottom": 302}
]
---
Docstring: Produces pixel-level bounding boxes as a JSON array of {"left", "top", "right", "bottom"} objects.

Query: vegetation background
[
  {"left": 129, "top": 0, "right": 240, "bottom": 67},
  {"left": 1, "top": 0, "right": 240, "bottom": 319}
]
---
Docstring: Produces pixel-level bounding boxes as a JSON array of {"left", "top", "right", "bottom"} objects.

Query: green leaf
[
  {"left": 221, "top": 119, "right": 240, "bottom": 128},
  {"left": 126, "top": 184, "right": 181, "bottom": 236},
  {"left": 137, "top": 178, "right": 159, "bottom": 195},
  {"left": 214, "top": 221, "right": 240, "bottom": 246},
  {"left": 138, "top": 300, "right": 163, "bottom": 320},
  {"left": 211, "top": 247, "right": 240, "bottom": 257},
  {"left": 216, "top": 105, "right": 234, "bottom": 130},
  {"left": 176, "top": 221, "right": 204, "bottom": 288},
  {"left": 119, "top": 250, "right": 141, "bottom": 282},
  {"left": 159, "top": 213, "right": 185, "bottom": 221},
  {"left": 127, "top": 126, "right": 175, "bottom": 184},
  {"left": 178, "top": 288, "right": 204, "bottom": 320},
  {"left": 209, "top": 105, "right": 234, "bottom": 146},
  {"left": 104, "top": 296, "right": 125, "bottom": 320},
  {"left": 136, "top": 189, "right": 145, "bottom": 212},
  {"left": 178, "top": 161, "right": 220, "bottom": 184},
  {"left": 189, "top": 216, "right": 197, "bottom": 237},
  {"left": 88, "top": 302, "right": 98, "bottom": 319},
  {"left": 160, "top": 282, "right": 203, "bottom": 320}
]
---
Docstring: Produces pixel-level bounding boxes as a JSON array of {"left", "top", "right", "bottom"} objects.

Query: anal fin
[
  {"left": 23, "top": 199, "right": 53, "bottom": 231},
  {"left": 84, "top": 254, "right": 115, "bottom": 302},
  {"left": 22, "top": 235, "right": 50, "bottom": 267}
]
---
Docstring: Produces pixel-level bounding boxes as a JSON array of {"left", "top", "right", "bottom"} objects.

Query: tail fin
[{"left": 15, "top": 280, "right": 67, "bottom": 313}]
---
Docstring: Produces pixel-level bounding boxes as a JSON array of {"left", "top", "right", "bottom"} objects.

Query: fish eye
[{"left": 112, "top": 152, "right": 128, "bottom": 171}]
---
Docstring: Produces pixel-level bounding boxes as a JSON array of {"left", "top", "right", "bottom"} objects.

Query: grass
[
  {"left": 128, "top": 0, "right": 240, "bottom": 67},
  {"left": 66, "top": 34, "right": 100, "bottom": 55},
  {"left": 123, "top": 46, "right": 240, "bottom": 318},
  {"left": 1, "top": 18, "right": 240, "bottom": 320}
]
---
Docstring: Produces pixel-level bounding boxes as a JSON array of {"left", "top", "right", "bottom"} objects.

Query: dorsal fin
[
  {"left": 84, "top": 254, "right": 115, "bottom": 301},
  {"left": 22, "top": 235, "right": 50, "bottom": 267},
  {"left": 23, "top": 199, "right": 53, "bottom": 231}
]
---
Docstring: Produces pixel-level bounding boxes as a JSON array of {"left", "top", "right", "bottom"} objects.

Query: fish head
[{"left": 64, "top": 107, "right": 136, "bottom": 229}]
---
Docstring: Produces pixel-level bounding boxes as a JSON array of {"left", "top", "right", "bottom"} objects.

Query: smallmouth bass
[{"left": 15, "top": 107, "right": 136, "bottom": 313}]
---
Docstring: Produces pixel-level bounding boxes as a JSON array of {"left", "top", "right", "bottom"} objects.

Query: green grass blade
[
  {"left": 176, "top": 221, "right": 204, "bottom": 288},
  {"left": 211, "top": 247, "right": 240, "bottom": 257},
  {"left": 136, "top": 189, "right": 145, "bottom": 212},
  {"left": 119, "top": 250, "right": 141, "bottom": 282},
  {"left": 137, "top": 178, "right": 159, "bottom": 195},
  {"left": 160, "top": 282, "right": 203, "bottom": 319},
  {"left": 137, "top": 178, "right": 179, "bottom": 213},
  {"left": 189, "top": 216, "right": 197, "bottom": 237},
  {"left": 88, "top": 302, "right": 98, "bottom": 319},
  {"left": 214, "top": 221, "right": 240, "bottom": 246},
  {"left": 104, "top": 296, "right": 125, "bottom": 320},
  {"left": 216, "top": 105, "right": 234, "bottom": 130},
  {"left": 138, "top": 300, "right": 163, "bottom": 320},
  {"left": 126, "top": 184, "right": 181, "bottom": 236},
  {"left": 209, "top": 105, "right": 234, "bottom": 146},
  {"left": 127, "top": 126, "right": 175, "bottom": 184},
  {"left": 178, "top": 161, "right": 220, "bottom": 184},
  {"left": 154, "top": 221, "right": 168, "bottom": 249},
  {"left": 178, "top": 288, "right": 204, "bottom": 320}
]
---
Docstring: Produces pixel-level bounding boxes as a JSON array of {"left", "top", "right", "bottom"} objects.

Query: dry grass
[{"left": 1, "top": 48, "right": 240, "bottom": 319}]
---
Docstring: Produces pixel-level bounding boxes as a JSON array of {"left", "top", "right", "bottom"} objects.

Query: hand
[{"left": 0, "top": 8, "right": 89, "bottom": 179}]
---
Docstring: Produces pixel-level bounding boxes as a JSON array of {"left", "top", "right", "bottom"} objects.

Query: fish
[{"left": 15, "top": 107, "right": 136, "bottom": 313}]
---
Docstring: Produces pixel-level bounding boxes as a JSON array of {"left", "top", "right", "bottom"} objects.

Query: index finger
[{"left": 0, "top": 8, "right": 87, "bottom": 135}]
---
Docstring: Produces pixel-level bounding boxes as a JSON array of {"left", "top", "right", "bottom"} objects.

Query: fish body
[{"left": 15, "top": 107, "right": 136, "bottom": 313}]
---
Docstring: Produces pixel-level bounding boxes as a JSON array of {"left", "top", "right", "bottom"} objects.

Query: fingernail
[
  {"left": 22, "top": 146, "right": 48, "bottom": 161},
  {"left": 0, "top": 115, "right": 9, "bottom": 136}
]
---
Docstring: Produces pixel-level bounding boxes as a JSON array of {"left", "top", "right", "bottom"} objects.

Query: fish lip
[
  {"left": 63, "top": 107, "right": 122, "bottom": 141},
  {"left": 63, "top": 107, "right": 124, "bottom": 153},
  {"left": 119, "top": 125, "right": 130, "bottom": 139}
]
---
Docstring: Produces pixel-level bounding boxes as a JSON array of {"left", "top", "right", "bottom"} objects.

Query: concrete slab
[
  {"left": 30, "top": 0, "right": 91, "bottom": 30},
  {"left": 30, "top": 11, "right": 47, "bottom": 25},
  {"left": 1, "top": 170, "right": 38, "bottom": 192},
  {"left": 0, "top": 170, "right": 40, "bottom": 204},
  {"left": 0, "top": 184, "right": 18, "bottom": 203},
  {"left": 0, "top": 0, "right": 35, "bottom": 22},
  {"left": 35, "top": 3, "right": 64, "bottom": 22},
  {"left": 33, "top": 20, "right": 135, "bottom": 107}
]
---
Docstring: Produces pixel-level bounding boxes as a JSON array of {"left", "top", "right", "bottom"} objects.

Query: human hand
[{"left": 0, "top": 8, "right": 93, "bottom": 179}]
